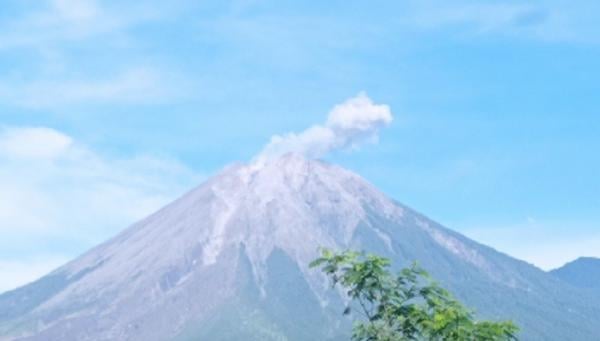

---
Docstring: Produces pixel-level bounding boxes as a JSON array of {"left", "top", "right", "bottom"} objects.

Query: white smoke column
[{"left": 255, "top": 92, "right": 393, "bottom": 164}]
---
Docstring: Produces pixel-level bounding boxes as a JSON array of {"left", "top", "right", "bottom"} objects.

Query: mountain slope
[
  {"left": 1, "top": 154, "right": 599, "bottom": 340},
  {"left": 551, "top": 257, "right": 600, "bottom": 290}
]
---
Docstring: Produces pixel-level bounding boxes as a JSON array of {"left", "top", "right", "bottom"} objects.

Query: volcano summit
[{"left": 1, "top": 154, "right": 599, "bottom": 340}]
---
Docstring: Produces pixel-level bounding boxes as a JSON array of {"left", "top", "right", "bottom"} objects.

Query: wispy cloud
[
  {"left": 0, "top": 0, "right": 191, "bottom": 109},
  {"left": 0, "top": 0, "right": 162, "bottom": 49},
  {"left": 413, "top": 3, "right": 547, "bottom": 32},
  {"left": 52, "top": 0, "right": 101, "bottom": 22},
  {"left": 407, "top": 1, "right": 600, "bottom": 43},
  {"left": 0, "top": 67, "right": 186, "bottom": 108},
  {"left": 0, "top": 126, "right": 73, "bottom": 159},
  {"left": 0, "top": 126, "right": 202, "bottom": 292}
]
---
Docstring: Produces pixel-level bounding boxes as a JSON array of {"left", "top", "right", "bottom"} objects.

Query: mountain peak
[
  {"left": 3, "top": 158, "right": 600, "bottom": 340},
  {"left": 551, "top": 257, "right": 600, "bottom": 289},
  {"left": 55, "top": 155, "right": 402, "bottom": 289},
  {"left": 242, "top": 152, "right": 336, "bottom": 182},
  {"left": 202, "top": 153, "right": 403, "bottom": 267}
]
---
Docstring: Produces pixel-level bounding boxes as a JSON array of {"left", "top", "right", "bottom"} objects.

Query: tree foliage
[{"left": 310, "top": 249, "right": 519, "bottom": 341}]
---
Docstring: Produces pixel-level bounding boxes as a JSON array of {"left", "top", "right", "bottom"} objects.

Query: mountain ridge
[{"left": 551, "top": 257, "right": 600, "bottom": 290}]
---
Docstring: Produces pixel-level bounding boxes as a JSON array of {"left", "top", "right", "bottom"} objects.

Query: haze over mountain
[
  {"left": 551, "top": 257, "right": 600, "bottom": 290},
  {"left": 0, "top": 153, "right": 599, "bottom": 340}
]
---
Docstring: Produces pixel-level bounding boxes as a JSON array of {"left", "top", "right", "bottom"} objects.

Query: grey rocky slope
[{"left": 1, "top": 154, "right": 599, "bottom": 340}]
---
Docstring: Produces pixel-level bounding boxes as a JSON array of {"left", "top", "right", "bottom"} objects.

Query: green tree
[{"left": 310, "top": 249, "right": 518, "bottom": 341}]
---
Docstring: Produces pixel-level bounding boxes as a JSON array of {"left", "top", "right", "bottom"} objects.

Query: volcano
[{"left": 1, "top": 154, "right": 599, "bottom": 340}]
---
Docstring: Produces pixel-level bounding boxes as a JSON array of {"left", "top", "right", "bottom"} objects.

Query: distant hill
[
  {"left": 1, "top": 154, "right": 600, "bottom": 340},
  {"left": 550, "top": 257, "right": 600, "bottom": 289}
]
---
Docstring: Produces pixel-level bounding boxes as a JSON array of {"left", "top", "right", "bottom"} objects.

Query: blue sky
[{"left": 0, "top": 0, "right": 599, "bottom": 292}]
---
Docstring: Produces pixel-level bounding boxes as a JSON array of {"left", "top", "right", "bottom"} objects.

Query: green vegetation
[{"left": 311, "top": 249, "right": 519, "bottom": 341}]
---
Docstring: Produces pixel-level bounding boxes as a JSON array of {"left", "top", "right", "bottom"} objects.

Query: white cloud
[
  {"left": 0, "top": 126, "right": 202, "bottom": 292},
  {"left": 256, "top": 92, "right": 392, "bottom": 162}
]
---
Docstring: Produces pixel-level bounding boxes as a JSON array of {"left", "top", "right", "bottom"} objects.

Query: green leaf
[{"left": 311, "top": 248, "right": 520, "bottom": 341}]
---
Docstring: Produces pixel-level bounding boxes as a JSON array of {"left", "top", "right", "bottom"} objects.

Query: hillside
[{"left": 551, "top": 257, "right": 600, "bottom": 290}]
